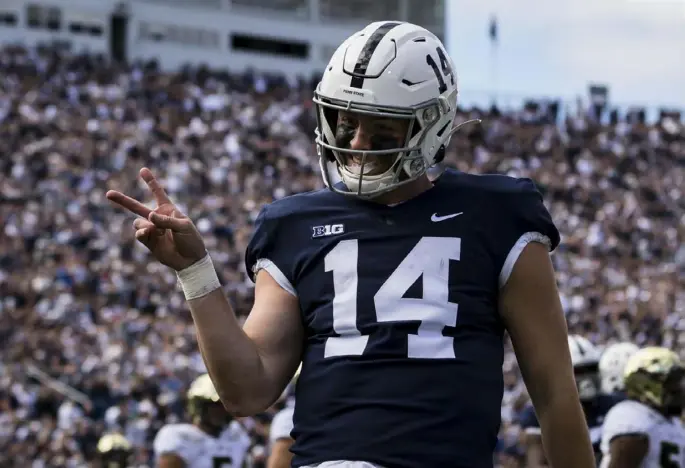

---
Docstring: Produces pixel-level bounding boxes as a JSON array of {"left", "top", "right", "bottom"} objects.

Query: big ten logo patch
[{"left": 312, "top": 224, "right": 345, "bottom": 238}]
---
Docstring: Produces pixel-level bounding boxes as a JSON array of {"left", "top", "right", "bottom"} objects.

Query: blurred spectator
[{"left": 0, "top": 44, "right": 683, "bottom": 466}]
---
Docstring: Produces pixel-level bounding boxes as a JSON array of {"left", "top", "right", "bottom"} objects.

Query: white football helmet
[
  {"left": 568, "top": 335, "right": 601, "bottom": 400},
  {"left": 599, "top": 342, "right": 639, "bottom": 394},
  {"left": 314, "top": 21, "right": 459, "bottom": 198}
]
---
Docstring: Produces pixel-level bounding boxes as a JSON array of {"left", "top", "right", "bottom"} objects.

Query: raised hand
[{"left": 106, "top": 168, "right": 207, "bottom": 271}]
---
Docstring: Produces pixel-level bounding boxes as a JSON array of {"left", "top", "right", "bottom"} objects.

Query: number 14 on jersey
[{"left": 324, "top": 237, "right": 461, "bottom": 360}]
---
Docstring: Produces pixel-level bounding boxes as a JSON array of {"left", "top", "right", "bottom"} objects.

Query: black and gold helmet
[
  {"left": 97, "top": 433, "right": 132, "bottom": 468},
  {"left": 187, "top": 373, "right": 232, "bottom": 436},
  {"left": 624, "top": 347, "right": 685, "bottom": 415}
]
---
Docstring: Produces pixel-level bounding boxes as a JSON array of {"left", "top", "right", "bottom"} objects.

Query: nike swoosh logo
[{"left": 431, "top": 212, "right": 463, "bottom": 222}]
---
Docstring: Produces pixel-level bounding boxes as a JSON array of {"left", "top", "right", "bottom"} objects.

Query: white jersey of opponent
[
  {"left": 153, "top": 421, "right": 251, "bottom": 468},
  {"left": 267, "top": 402, "right": 386, "bottom": 468},
  {"left": 600, "top": 400, "right": 685, "bottom": 468},
  {"left": 269, "top": 400, "right": 295, "bottom": 448}
]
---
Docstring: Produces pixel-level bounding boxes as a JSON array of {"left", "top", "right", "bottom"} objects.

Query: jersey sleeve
[
  {"left": 493, "top": 177, "right": 561, "bottom": 289},
  {"left": 517, "top": 405, "right": 542, "bottom": 435},
  {"left": 244, "top": 204, "right": 297, "bottom": 296},
  {"left": 601, "top": 401, "right": 655, "bottom": 445},
  {"left": 269, "top": 406, "right": 295, "bottom": 445},
  {"left": 153, "top": 425, "right": 202, "bottom": 463}
]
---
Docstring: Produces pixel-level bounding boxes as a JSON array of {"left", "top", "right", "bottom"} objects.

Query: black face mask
[
  {"left": 662, "top": 369, "right": 685, "bottom": 416},
  {"left": 200, "top": 402, "right": 233, "bottom": 437}
]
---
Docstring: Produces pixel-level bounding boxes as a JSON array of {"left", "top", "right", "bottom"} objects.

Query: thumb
[{"left": 149, "top": 211, "right": 190, "bottom": 231}]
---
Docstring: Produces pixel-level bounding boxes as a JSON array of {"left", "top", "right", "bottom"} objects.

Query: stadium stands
[{"left": 0, "top": 45, "right": 683, "bottom": 466}]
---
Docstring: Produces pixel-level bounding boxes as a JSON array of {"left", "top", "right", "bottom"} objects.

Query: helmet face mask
[
  {"left": 99, "top": 450, "right": 132, "bottom": 468},
  {"left": 314, "top": 21, "right": 458, "bottom": 198},
  {"left": 574, "top": 362, "right": 600, "bottom": 401},
  {"left": 187, "top": 374, "right": 232, "bottom": 436},
  {"left": 662, "top": 367, "right": 685, "bottom": 415},
  {"left": 188, "top": 398, "right": 233, "bottom": 435},
  {"left": 97, "top": 433, "right": 132, "bottom": 468},
  {"left": 624, "top": 347, "right": 685, "bottom": 416},
  {"left": 322, "top": 108, "right": 422, "bottom": 192}
]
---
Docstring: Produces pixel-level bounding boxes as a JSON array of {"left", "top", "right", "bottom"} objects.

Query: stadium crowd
[{"left": 0, "top": 45, "right": 683, "bottom": 467}]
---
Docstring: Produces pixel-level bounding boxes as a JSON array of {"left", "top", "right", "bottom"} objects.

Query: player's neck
[{"left": 371, "top": 175, "right": 434, "bottom": 205}]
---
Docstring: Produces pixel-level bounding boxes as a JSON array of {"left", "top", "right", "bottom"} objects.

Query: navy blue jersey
[
  {"left": 245, "top": 169, "right": 560, "bottom": 468},
  {"left": 519, "top": 393, "right": 624, "bottom": 464}
]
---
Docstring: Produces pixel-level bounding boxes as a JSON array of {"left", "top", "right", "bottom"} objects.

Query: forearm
[
  {"left": 187, "top": 289, "right": 271, "bottom": 415},
  {"left": 537, "top": 394, "right": 595, "bottom": 468}
]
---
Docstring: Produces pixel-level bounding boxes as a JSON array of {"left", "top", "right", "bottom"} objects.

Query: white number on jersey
[{"left": 324, "top": 237, "right": 461, "bottom": 359}]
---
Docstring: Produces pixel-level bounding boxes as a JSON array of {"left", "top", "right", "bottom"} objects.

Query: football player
[
  {"left": 267, "top": 365, "right": 300, "bottom": 468},
  {"left": 599, "top": 342, "right": 639, "bottom": 395},
  {"left": 521, "top": 335, "right": 622, "bottom": 466},
  {"left": 153, "top": 374, "right": 251, "bottom": 468},
  {"left": 97, "top": 432, "right": 133, "bottom": 468},
  {"left": 107, "top": 21, "right": 595, "bottom": 468},
  {"left": 600, "top": 347, "right": 685, "bottom": 468}
]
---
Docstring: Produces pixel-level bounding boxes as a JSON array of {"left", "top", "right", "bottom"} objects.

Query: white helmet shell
[
  {"left": 568, "top": 334, "right": 601, "bottom": 368},
  {"left": 599, "top": 342, "right": 639, "bottom": 394},
  {"left": 568, "top": 335, "right": 601, "bottom": 400},
  {"left": 314, "top": 21, "right": 458, "bottom": 198}
]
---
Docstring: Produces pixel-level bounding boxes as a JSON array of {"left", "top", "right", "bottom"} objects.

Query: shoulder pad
[
  {"left": 153, "top": 424, "right": 205, "bottom": 462},
  {"left": 602, "top": 400, "right": 659, "bottom": 442},
  {"left": 244, "top": 190, "right": 335, "bottom": 292},
  {"left": 440, "top": 170, "right": 542, "bottom": 196},
  {"left": 466, "top": 175, "right": 561, "bottom": 288}
]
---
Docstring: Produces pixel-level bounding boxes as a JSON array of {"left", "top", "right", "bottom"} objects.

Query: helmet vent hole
[{"left": 436, "top": 121, "right": 451, "bottom": 138}]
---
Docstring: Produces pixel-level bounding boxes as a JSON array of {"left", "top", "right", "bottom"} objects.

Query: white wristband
[{"left": 177, "top": 253, "right": 221, "bottom": 300}]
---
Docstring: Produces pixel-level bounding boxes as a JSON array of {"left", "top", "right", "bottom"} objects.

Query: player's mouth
[{"left": 345, "top": 153, "right": 395, "bottom": 176}]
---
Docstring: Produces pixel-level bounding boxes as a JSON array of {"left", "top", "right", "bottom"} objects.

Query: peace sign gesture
[{"left": 106, "top": 168, "right": 207, "bottom": 271}]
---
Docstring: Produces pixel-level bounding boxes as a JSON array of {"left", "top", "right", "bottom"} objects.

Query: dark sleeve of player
[
  {"left": 244, "top": 205, "right": 297, "bottom": 296},
  {"left": 491, "top": 177, "right": 561, "bottom": 289}
]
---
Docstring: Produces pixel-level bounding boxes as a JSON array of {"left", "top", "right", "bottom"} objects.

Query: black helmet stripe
[{"left": 350, "top": 22, "right": 402, "bottom": 88}]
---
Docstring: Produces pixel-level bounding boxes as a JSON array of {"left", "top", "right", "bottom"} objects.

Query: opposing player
[
  {"left": 599, "top": 342, "right": 639, "bottom": 395},
  {"left": 153, "top": 374, "right": 251, "bottom": 468},
  {"left": 96, "top": 432, "right": 133, "bottom": 468},
  {"left": 107, "top": 21, "right": 595, "bottom": 467},
  {"left": 267, "top": 366, "right": 300, "bottom": 468},
  {"left": 520, "top": 335, "right": 622, "bottom": 466},
  {"left": 600, "top": 347, "right": 685, "bottom": 468}
]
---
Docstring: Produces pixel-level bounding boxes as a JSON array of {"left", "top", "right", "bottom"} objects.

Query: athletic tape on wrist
[{"left": 177, "top": 253, "right": 221, "bottom": 300}]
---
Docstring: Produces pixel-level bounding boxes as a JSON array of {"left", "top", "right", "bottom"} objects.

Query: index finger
[
  {"left": 106, "top": 190, "right": 153, "bottom": 218},
  {"left": 140, "top": 167, "right": 172, "bottom": 205}
]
